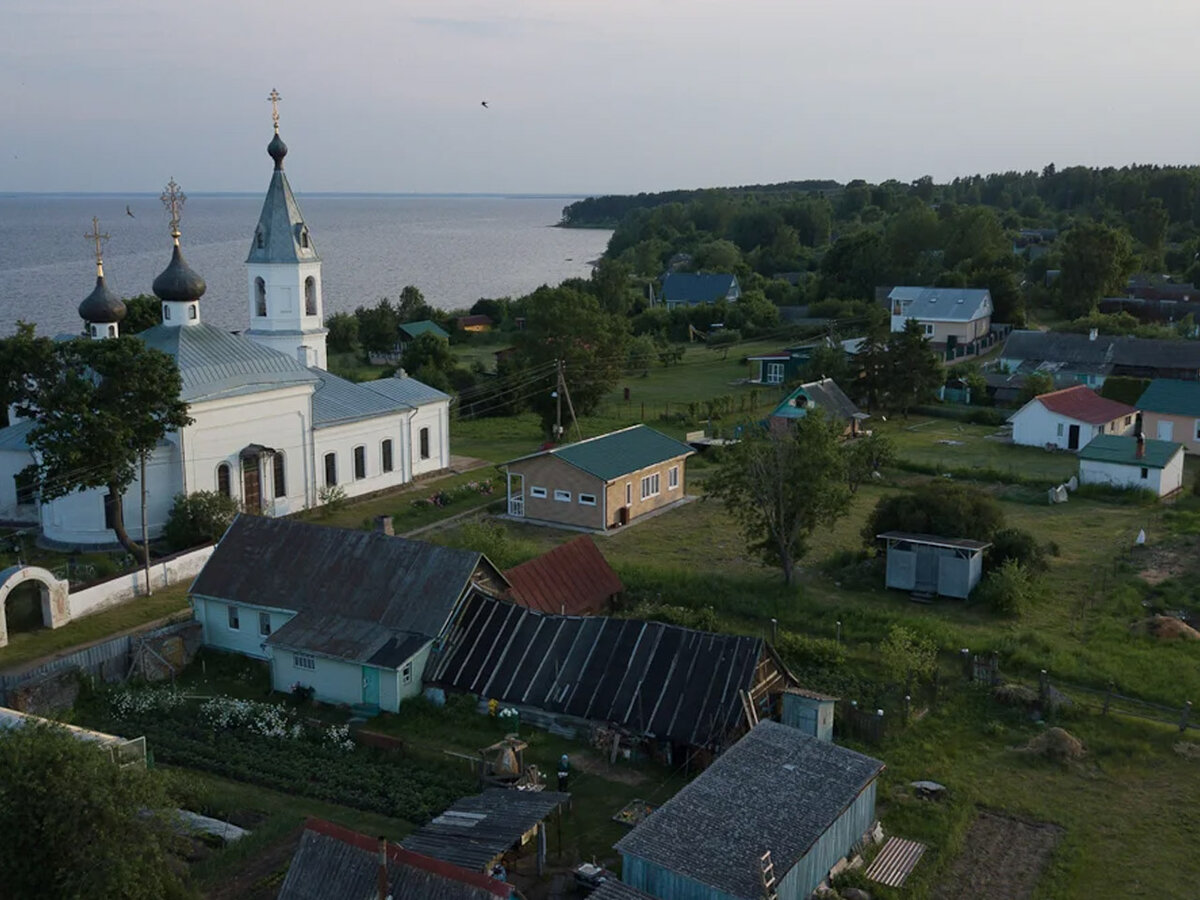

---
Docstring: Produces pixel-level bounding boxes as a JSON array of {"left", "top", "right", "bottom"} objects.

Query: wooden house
[
  {"left": 877, "top": 532, "right": 990, "bottom": 599},
  {"left": 456, "top": 314, "right": 494, "bottom": 332},
  {"left": 501, "top": 425, "right": 693, "bottom": 531},
  {"left": 189, "top": 516, "right": 508, "bottom": 713},
  {"left": 614, "top": 721, "right": 884, "bottom": 900},
  {"left": 767, "top": 378, "right": 867, "bottom": 437}
]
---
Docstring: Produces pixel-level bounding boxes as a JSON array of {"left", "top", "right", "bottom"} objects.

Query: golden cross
[
  {"left": 84, "top": 216, "right": 109, "bottom": 271},
  {"left": 269, "top": 88, "right": 281, "bottom": 131},
  {"left": 160, "top": 178, "right": 186, "bottom": 240}
]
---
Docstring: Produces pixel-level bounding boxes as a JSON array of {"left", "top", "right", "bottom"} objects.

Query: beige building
[
  {"left": 888, "top": 287, "right": 993, "bottom": 351},
  {"left": 502, "top": 425, "right": 693, "bottom": 531},
  {"left": 1136, "top": 379, "right": 1200, "bottom": 454}
]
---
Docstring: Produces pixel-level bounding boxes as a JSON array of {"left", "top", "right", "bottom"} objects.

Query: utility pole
[
  {"left": 140, "top": 452, "right": 153, "bottom": 596},
  {"left": 554, "top": 358, "right": 564, "bottom": 442},
  {"left": 560, "top": 362, "right": 582, "bottom": 442}
]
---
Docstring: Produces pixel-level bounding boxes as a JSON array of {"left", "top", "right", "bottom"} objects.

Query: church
[{"left": 0, "top": 102, "right": 451, "bottom": 549}]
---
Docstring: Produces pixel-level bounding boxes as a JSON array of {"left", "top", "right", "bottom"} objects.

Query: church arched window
[
  {"left": 273, "top": 452, "right": 286, "bottom": 499},
  {"left": 256, "top": 229, "right": 264, "bottom": 249},
  {"left": 216, "top": 463, "right": 231, "bottom": 498},
  {"left": 300, "top": 229, "right": 309, "bottom": 249},
  {"left": 163, "top": 305, "right": 171, "bottom": 321},
  {"left": 188, "top": 304, "right": 197, "bottom": 320},
  {"left": 255, "top": 277, "right": 267, "bottom": 317},
  {"left": 304, "top": 277, "right": 317, "bottom": 316}
]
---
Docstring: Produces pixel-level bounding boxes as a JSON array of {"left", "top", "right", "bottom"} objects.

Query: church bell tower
[{"left": 245, "top": 89, "right": 328, "bottom": 369}]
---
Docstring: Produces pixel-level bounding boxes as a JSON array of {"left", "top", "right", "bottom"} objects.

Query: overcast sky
[{"left": 4, "top": 0, "right": 1199, "bottom": 195}]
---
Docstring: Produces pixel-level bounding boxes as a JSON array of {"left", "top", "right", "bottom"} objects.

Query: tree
[
  {"left": 863, "top": 482, "right": 1004, "bottom": 547},
  {"left": 403, "top": 331, "right": 455, "bottom": 374},
  {"left": 163, "top": 490, "right": 239, "bottom": 551},
  {"left": 707, "top": 412, "right": 850, "bottom": 586},
  {"left": 879, "top": 624, "right": 937, "bottom": 688},
  {"left": 0, "top": 722, "right": 191, "bottom": 899},
  {"left": 510, "top": 285, "right": 629, "bottom": 430},
  {"left": 0, "top": 322, "right": 55, "bottom": 428},
  {"left": 1132, "top": 197, "right": 1169, "bottom": 269},
  {"left": 120, "top": 295, "right": 162, "bottom": 335},
  {"left": 844, "top": 433, "right": 896, "bottom": 494},
  {"left": 706, "top": 328, "right": 742, "bottom": 360},
  {"left": 626, "top": 334, "right": 656, "bottom": 375},
  {"left": 1018, "top": 371, "right": 1054, "bottom": 404},
  {"left": 354, "top": 298, "right": 401, "bottom": 355},
  {"left": 853, "top": 307, "right": 891, "bottom": 412},
  {"left": 886, "top": 319, "right": 943, "bottom": 415},
  {"left": 324, "top": 311, "right": 359, "bottom": 354},
  {"left": 1058, "top": 222, "right": 1134, "bottom": 317},
  {"left": 397, "top": 285, "right": 433, "bottom": 322},
  {"left": 591, "top": 258, "right": 638, "bottom": 317},
  {"left": 798, "top": 343, "right": 850, "bottom": 386},
  {"left": 16, "top": 337, "right": 192, "bottom": 559}
]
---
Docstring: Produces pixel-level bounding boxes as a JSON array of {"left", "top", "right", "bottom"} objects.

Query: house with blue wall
[
  {"left": 189, "top": 515, "right": 508, "bottom": 713},
  {"left": 767, "top": 378, "right": 867, "bottom": 437},
  {"left": 614, "top": 720, "right": 884, "bottom": 900}
]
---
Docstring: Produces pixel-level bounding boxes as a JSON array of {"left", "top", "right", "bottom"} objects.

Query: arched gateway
[{"left": 0, "top": 566, "right": 69, "bottom": 648}]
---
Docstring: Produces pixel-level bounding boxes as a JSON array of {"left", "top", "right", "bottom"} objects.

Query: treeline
[{"left": 562, "top": 163, "right": 1200, "bottom": 327}]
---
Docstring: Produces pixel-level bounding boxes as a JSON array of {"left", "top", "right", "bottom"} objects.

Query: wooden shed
[{"left": 877, "top": 532, "right": 990, "bottom": 599}]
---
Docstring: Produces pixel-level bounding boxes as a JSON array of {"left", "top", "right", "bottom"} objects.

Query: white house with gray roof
[
  {"left": 0, "top": 111, "right": 450, "bottom": 546},
  {"left": 887, "top": 286, "right": 993, "bottom": 351}
]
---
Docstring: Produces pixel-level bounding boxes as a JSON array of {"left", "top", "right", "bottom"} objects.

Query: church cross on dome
[
  {"left": 84, "top": 216, "right": 110, "bottom": 276},
  {"left": 160, "top": 178, "right": 186, "bottom": 243},
  {"left": 269, "top": 88, "right": 282, "bottom": 132}
]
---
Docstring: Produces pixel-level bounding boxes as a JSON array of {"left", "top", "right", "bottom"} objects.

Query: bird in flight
[
  {"left": 481, "top": 101, "right": 489, "bottom": 109},
  {"left": 126, "top": 205, "right": 135, "bottom": 218}
]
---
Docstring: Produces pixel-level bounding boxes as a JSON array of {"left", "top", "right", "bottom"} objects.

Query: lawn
[{"left": 0, "top": 582, "right": 191, "bottom": 671}]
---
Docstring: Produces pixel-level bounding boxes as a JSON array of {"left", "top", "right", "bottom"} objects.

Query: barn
[
  {"left": 614, "top": 720, "right": 884, "bottom": 900},
  {"left": 877, "top": 531, "right": 990, "bottom": 599}
]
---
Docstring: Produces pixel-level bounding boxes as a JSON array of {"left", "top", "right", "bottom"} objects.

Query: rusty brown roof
[
  {"left": 191, "top": 515, "right": 505, "bottom": 640},
  {"left": 504, "top": 536, "right": 623, "bottom": 616}
]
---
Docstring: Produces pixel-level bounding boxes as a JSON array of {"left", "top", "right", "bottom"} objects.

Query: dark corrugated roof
[
  {"left": 192, "top": 516, "right": 501, "bottom": 640},
  {"left": 661, "top": 272, "right": 739, "bottom": 304},
  {"left": 309, "top": 368, "right": 413, "bottom": 427},
  {"left": 430, "top": 596, "right": 765, "bottom": 748},
  {"left": 266, "top": 612, "right": 429, "bottom": 667},
  {"left": 504, "top": 536, "right": 623, "bottom": 616},
  {"left": 614, "top": 721, "right": 884, "bottom": 899},
  {"left": 1002, "top": 330, "right": 1200, "bottom": 371},
  {"left": 588, "top": 882, "right": 657, "bottom": 900},
  {"left": 506, "top": 425, "right": 693, "bottom": 482},
  {"left": 887, "top": 286, "right": 992, "bottom": 322},
  {"left": 401, "top": 789, "right": 570, "bottom": 872},
  {"left": 1078, "top": 434, "right": 1182, "bottom": 469},
  {"left": 1137, "top": 378, "right": 1200, "bottom": 417},
  {"left": 278, "top": 818, "right": 509, "bottom": 900},
  {"left": 876, "top": 532, "right": 991, "bottom": 551},
  {"left": 362, "top": 374, "right": 452, "bottom": 408}
]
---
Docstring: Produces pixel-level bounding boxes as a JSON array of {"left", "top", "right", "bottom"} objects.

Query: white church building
[{"left": 0, "top": 113, "right": 451, "bottom": 549}]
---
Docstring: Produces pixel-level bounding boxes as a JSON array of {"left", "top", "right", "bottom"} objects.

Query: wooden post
[
  {"left": 536, "top": 821, "right": 546, "bottom": 876},
  {"left": 836, "top": 620, "right": 842, "bottom": 644},
  {"left": 769, "top": 618, "right": 778, "bottom": 644},
  {"left": 1039, "top": 670, "right": 1050, "bottom": 711},
  {"left": 1181, "top": 701, "right": 1192, "bottom": 732},
  {"left": 961, "top": 648, "right": 971, "bottom": 680},
  {"left": 903, "top": 695, "right": 911, "bottom": 725}
]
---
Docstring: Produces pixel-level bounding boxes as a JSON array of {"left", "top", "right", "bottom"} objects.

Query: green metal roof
[
  {"left": 1136, "top": 378, "right": 1200, "bottom": 417},
  {"left": 507, "top": 425, "right": 693, "bottom": 481},
  {"left": 1078, "top": 434, "right": 1182, "bottom": 469},
  {"left": 398, "top": 320, "right": 449, "bottom": 340}
]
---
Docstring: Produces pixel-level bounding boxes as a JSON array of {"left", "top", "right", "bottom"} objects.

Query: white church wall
[
  {"left": 312, "top": 413, "right": 410, "bottom": 501},
  {"left": 68, "top": 544, "right": 215, "bottom": 619},
  {"left": 246, "top": 261, "right": 327, "bottom": 369},
  {"left": 0, "top": 448, "right": 37, "bottom": 522},
  {"left": 41, "top": 441, "right": 181, "bottom": 548},
  {"left": 410, "top": 402, "right": 451, "bottom": 478},
  {"left": 183, "top": 385, "right": 314, "bottom": 514}
]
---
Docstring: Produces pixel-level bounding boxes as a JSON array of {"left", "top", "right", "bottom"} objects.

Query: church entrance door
[{"left": 242, "top": 457, "right": 262, "bottom": 512}]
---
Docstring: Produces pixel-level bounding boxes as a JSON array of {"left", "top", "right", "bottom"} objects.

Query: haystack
[
  {"left": 1132, "top": 615, "right": 1200, "bottom": 641},
  {"left": 993, "top": 683, "right": 1038, "bottom": 707},
  {"left": 1024, "top": 727, "right": 1085, "bottom": 762}
]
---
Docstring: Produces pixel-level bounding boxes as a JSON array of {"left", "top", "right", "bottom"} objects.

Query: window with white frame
[
  {"left": 401, "top": 661, "right": 413, "bottom": 685},
  {"left": 554, "top": 489, "right": 571, "bottom": 502},
  {"left": 641, "top": 472, "right": 660, "bottom": 499},
  {"left": 668, "top": 466, "right": 679, "bottom": 490},
  {"left": 530, "top": 486, "right": 547, "bottom": 498},
  {"left": 1056, "top": 423, "right": 1064, "bottom": 437},
  {"left": 293, "top": 653, "right": 315, "bottom": 670},
  {"left": 258, "top": 612, "right": 271, "bottom": 637},
  {"left": 227, "top": 605, "right": 240, "bottom": 630},
  {"left": 765, "top": 362, "right": 784, "bottom": 384},
  {"left": 1140, "top": 467, "right": 1149, "bottom": 480},
  {"left": 922, "top": 323, "right": 935, "bottom": 337},
  {"left": 578, "top": 493, "right": 597, "bottom": 506}
]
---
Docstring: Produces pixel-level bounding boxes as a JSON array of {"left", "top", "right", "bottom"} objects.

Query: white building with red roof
[{"left": 1008, "top": 385, "right": 1137, "bottom": 451}]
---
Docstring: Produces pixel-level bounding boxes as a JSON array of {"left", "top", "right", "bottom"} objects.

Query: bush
[
  {"left": 317, "top": 484, "right": 348, "bottom": 516},
  {"left": 863, "top": 482, "right": 1005, "bottom": 547},
  {"left": 163, "top": 491, "right": 239, "bottom": 552},
  {"left": 988, "top": 527, "right": 1047, "bottom": 572},
  {"left": 774, "top": 631, "right": 845, "bottom": 669},
  {"left": 975, "top": 559, "right": 1034, "bottom": 615}
]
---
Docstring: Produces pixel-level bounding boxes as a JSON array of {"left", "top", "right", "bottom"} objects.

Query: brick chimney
[
  {"left": 375, "top": 515, "right": 394, "bottom": 536},
  {"left": 1136, "top": 432, "right": 1145, "bottom": 459}
]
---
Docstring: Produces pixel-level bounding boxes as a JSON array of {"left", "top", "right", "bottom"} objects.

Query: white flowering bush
[
  {"left": 325, "top": 724, "right": 355, "bottom": 752},
  {"left": 110, "top": 687, "right": 186, "bottom": 718}
]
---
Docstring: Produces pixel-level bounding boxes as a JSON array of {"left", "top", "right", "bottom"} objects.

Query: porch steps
[
  {"left": 350, "top": 703, "right": 380, "bottom": 719},
  {"left": 909, "top": 591, "right": 935, "bottom": 604}
]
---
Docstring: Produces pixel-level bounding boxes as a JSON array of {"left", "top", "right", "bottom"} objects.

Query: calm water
[{"left": 0, "top": 194, "right": 611, "bottom": 336}]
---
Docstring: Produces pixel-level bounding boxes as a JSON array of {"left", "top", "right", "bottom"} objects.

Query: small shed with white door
[
  {"left": 877, "top": 532, "right": 991, "bottom": 599},
  {"left": 1077, "top": 434, "right": 1185, "bottom": 498}
]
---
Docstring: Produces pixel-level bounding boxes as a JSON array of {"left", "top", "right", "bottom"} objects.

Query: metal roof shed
[{"left": 876, "top": 532, "right": 991, "bottom": 599}]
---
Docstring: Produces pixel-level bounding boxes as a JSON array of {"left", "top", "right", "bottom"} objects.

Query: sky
[{"left": 4, "top": 0, "right": 1200, "bottom": 195}]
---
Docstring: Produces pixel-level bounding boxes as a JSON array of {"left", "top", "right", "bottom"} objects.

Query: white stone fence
[{"left": 68, "top": 544, "right": 214, "bottom": 620}]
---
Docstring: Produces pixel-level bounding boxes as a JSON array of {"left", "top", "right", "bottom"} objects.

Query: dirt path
[
  {"left": 204, "top": 827, "right": 302, "bottom": 900},
  {"left": 933, "top": 811, "right": 1063, "bottom": 900}
]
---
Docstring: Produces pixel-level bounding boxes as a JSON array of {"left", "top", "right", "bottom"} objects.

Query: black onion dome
[
  {"left": 268, "top": 131, "right": 288, "bottom": 169},
  {"left": 78, "top": 275, "right": 126, "bottom": 324},
  {"left": 152, "top": 243, "right": 207, "bottom": 303}
]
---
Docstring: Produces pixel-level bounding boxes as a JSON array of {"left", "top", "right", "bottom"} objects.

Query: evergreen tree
[{"left": 887, "top": 319, "right": 943, "bottom": 415}]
